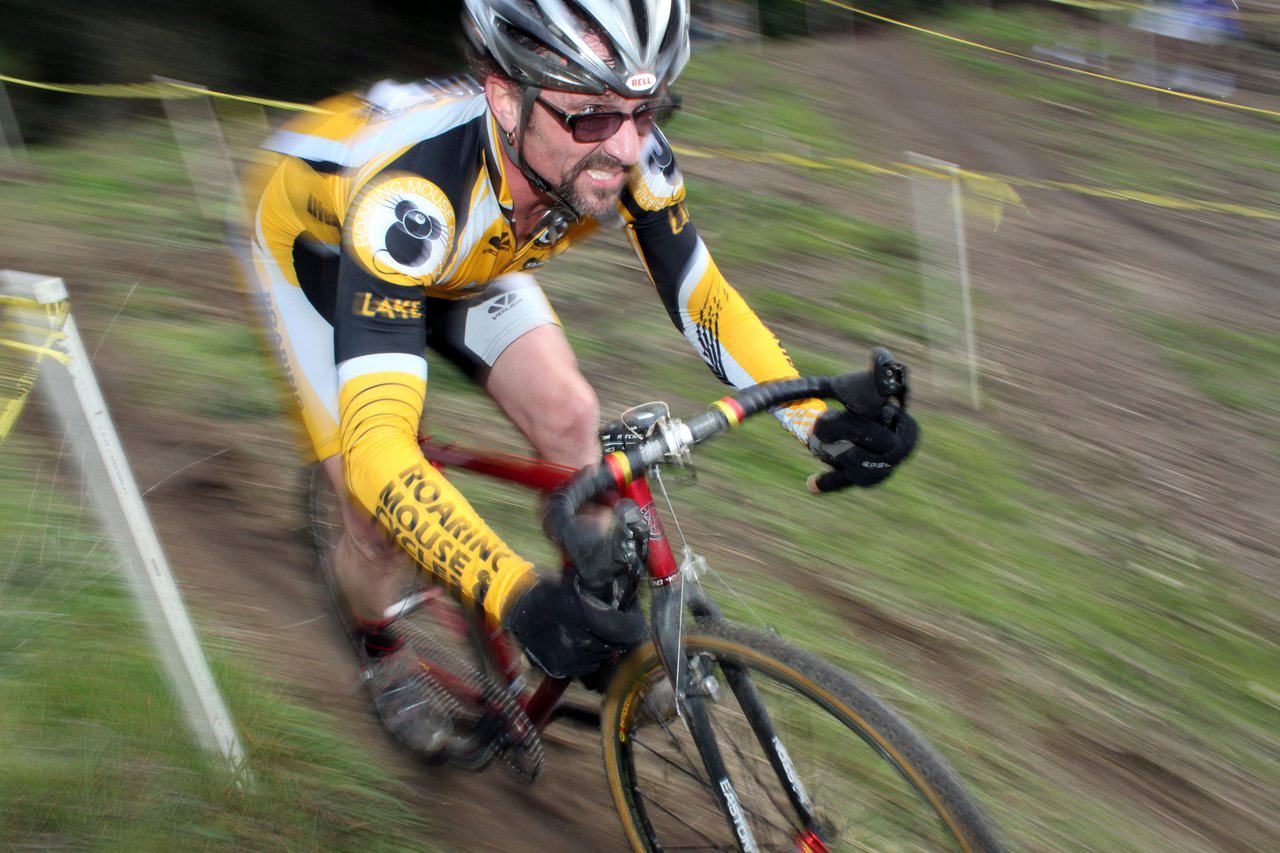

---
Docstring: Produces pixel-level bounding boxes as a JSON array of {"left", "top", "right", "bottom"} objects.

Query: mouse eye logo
[
  {"left": 349, "top": 173, "right": 455, "bottom": 283},
  {"left": 385, "top": 199, "right": 443, "bottom": 265}
]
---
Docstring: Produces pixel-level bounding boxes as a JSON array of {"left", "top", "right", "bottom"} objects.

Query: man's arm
[
  {"left": 619, "top": 131, "right": 826, "bottom": 442},
  {"left": 335, "top": 171, "right": 535, "bottom": 622}
]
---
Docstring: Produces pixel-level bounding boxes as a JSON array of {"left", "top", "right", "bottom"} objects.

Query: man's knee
[{"left": 533, "top": 381, "right": 600, "bottom": 466}]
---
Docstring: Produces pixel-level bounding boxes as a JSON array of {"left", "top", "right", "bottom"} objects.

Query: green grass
[
  {"left": 1138, "top": 313, "right": 1280, "bottom": 445},
  {"left": 114, "top": 315, "right": 285, "bottom": 421},
  {"left": 667, "top": 39, "right": 857, "bottom": 162},
  {"left": 5, "top": 123, "right": 218, "bottom": 243},
  {"left": 0, "top": 440, "right": 435, "bottom": 848}
]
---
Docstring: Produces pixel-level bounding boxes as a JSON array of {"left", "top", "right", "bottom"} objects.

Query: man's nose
[{"left": 602, "top": 116, "right": 642, "bottom": 167}]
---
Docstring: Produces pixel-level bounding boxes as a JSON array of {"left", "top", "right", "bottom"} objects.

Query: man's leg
[
  {"left": 481, "top": 324, "right": 600, "bottom": 467},
  {"left": 320, "top": 454, "right": 413, "bottom": 638}
]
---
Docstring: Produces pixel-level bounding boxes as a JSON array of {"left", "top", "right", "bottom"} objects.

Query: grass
[
  {"left": 0, "top": 439, "right": 435, "bottom": 848},
  {"left": 1138, "top": 312, "right": 1280, "bottom": 446},
  {"left": 666, "top": 38, "right": 861, "bottom": 164}
]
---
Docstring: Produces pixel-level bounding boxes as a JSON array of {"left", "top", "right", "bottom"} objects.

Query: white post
[
  {"left": 154, "top": 78, "right": 243, "bottom": 221},
  {"left": 906, "top": 153, "right": 981, "bottom": 410},
  {"left": 1, "top": 270, "right": 250, "bottom": 784},
  {"left": 0, "top": 81, "right": 27, "bottom": 161}
]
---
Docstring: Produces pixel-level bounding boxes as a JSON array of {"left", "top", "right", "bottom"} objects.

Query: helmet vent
[{"left": 630, "top": 0, "right": 650, "bottom": 48}]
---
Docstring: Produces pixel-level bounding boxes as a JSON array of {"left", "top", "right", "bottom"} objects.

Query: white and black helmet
[{"left": 463, "top": 0, "right": 691, "bottom": 97}]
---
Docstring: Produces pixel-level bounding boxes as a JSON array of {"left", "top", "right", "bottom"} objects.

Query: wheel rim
[{"left": 606, "top": 638, "right": 973, "bottom": 852}]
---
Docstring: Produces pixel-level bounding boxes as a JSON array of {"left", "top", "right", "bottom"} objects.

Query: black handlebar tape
[
  {"left": 542, "top": 463, "right": 614, "bottom": 547},
  {"left": 807, "top": 469, "right": 853, "bottom": 495},
  {"left": 543, "top": 444, "right": 651, "bottom": 549},
  {"left": 546, "top": 370, "right": 875, "bottom": 542},
  {"left": 730, "top": 376, "right": 835, "bottom": 419}
]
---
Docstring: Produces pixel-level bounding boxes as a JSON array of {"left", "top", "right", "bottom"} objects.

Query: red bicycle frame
[{"left": 419, "top": 435, "right": 680, "bottom": 729}]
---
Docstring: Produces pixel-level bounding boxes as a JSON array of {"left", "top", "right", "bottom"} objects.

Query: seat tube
[{"left": 621, "top": 476, "right": 679, "bottom": 582}]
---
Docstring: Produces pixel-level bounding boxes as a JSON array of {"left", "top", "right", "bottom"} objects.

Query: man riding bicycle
[{"left": 234, "top": 0, "right": 917, "bottom": 750}]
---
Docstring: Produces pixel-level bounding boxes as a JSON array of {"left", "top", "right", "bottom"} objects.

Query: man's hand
[
  {"left": 555, "top": 499, "right": 645, "bottom": 592},
  {"left": 503, "top": 574, "right": 647, "bottom": 678},
  {"left": 807, "top": 405, "right": 919, "bottom": 490}
]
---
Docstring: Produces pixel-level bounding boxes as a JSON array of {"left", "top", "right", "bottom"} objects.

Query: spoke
[
  {"left": 636, "top": 702, "right": 798, "bottom": 843},
  {"left": 634, "top": 734, "right": 714, "bottom": 793},
  {"left": 645, "top": 692, "right": 710, "bottom": 788},
  {"left": 638, "top": 790, "right": 727, "bottom": 850},
  {"left": 720, "top": 706, "right": 796, "bottom": 832}
]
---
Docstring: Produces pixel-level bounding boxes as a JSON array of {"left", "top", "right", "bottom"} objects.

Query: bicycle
[{"left": 306, "top": 348, "right": 1003, "bottom": 852}]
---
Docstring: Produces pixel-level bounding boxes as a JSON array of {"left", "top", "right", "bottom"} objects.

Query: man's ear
[{"left": 484, "top": 76, "right": 522, "bottom": 136}]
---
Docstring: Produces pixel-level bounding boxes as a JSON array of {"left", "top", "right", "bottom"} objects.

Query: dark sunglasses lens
[
  {"left": 635, "top": 104, "right": 677, "bottom": 135},
  {"left": 572, "top": 113, "right": 625, "bottom": 143}
]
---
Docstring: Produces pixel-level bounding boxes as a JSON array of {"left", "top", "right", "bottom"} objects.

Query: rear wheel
[{"left": 601, "top": 620, "right": 1002, "bottom": 852}]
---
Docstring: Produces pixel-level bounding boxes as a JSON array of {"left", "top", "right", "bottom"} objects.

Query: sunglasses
[{"left": 534, "top": 93, "right": 681, "bottom": 144}]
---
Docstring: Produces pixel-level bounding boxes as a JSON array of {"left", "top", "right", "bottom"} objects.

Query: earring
[{"left": 505, "top": 130, "right": 516, "bottom": 145}]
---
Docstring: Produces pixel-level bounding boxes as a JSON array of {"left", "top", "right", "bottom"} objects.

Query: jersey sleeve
[
  {"left": 333, "top": 159, "right": 535, "bottom": 621},
  {"left": 619, "top": 131, "right": 827, "bottom": 443}
]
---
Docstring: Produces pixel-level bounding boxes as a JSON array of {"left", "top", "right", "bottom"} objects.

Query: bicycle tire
[{"left": 600, "top": 619, "right": 1002, "bottom": 852}]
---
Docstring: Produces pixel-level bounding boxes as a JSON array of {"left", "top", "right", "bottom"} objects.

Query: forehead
[{"left": 545, "top": 88, "right": 652, "bottom": 108}]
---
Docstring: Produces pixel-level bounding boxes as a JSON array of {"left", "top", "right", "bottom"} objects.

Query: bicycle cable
[{"left": 651, "top": 465, "right": 689, "bottom": 711}]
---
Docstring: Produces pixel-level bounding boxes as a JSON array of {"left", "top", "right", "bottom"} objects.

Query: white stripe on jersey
[
  {"left": 264, "top": 130, "right": 351, "bottom": 164},
  {"left": 675, "top": 237, "right": 711, "bottom": 312},
  {"left": 349, "top": 95, "right": 487, "bottom": 167},
  {"left": 337, "top": 353, "right": 429, "bottom": 386},
  {"left": 263, "top": 94, "right": 487, "bottom": 169}
]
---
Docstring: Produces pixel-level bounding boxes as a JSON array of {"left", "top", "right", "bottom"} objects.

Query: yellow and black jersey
[{"left": 242, "top": 77, "right": 825, "bottom": 620}]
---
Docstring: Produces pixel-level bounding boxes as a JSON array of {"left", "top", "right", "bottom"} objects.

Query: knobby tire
[{"left": 600, "top": 619, "right": 1003, "bottom": 852}]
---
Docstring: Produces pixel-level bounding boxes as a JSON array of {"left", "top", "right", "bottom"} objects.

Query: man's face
[{"left": 518, "top": 88, "right": 658, "bottom": 219}]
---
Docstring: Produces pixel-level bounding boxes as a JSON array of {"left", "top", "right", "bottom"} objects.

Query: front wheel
[{"left": 601, "top": 620, "right": 1002, "bottom": 852}]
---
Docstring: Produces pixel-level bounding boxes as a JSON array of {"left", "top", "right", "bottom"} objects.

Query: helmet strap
[{"left": 499, "top": 85, "right": 582, "bottom": 225}]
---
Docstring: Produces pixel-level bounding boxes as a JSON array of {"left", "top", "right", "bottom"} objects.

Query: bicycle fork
[
  {"left": 651, "top": 577, "right": 759, "bottom": 852},
  {"left": 650, "top": 578, "right": 827, "bottom": 853}
]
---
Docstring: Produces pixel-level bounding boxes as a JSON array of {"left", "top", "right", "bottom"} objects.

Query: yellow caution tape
[
  {"left": 0, "top": 74, "right": 328, "bottom": 113},
  {"left": 812, "top": 0, "right": 1280, "bottom": 120},
  {"left": 2, "top": 72, "right": 1274, "bottom": 221},
  {"left": 0, "top": 296, "right": 70, "bottom": 442},
  {"left": 679, "top": 143, "right": 1278, "bottom": 221}
]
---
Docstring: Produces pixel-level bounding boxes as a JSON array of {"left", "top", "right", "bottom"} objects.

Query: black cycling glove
[
  {"left": 555, "top": 499, "right": 645, "bottom": 591},
  {"left": 807, "top": 405, "right": 919, "bottom": 488},
  {"left": 503, "top": 574, "right": 647, "bottom": 678}
]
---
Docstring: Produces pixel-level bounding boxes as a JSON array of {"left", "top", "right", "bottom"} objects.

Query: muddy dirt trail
[
  {"left": 802, "top": 33, "right": 1280, "bottom": 583},
  {"left": 7, "top": 26, "right": 1277, "bottom": 851}
]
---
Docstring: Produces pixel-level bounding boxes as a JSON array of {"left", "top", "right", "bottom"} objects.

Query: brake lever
[
  {"left": 831, "top": 347, "right": 909, "bottom": 419},
  {"left": 870, "top": 346, "right": 909, "bottom": 411}
]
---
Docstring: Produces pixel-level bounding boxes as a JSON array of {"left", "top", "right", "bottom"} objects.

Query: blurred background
[{"left": 1, "top": 0, "right": 1278, "bottom": 849}]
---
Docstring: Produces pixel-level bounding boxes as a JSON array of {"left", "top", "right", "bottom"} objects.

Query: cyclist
[{"left": 233, "top": 0, "right": 917, "bottom": 748}]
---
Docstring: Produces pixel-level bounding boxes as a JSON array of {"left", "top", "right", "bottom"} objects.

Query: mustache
[{"left": 566, "top": 152, "right": 625, "bottom": 184}]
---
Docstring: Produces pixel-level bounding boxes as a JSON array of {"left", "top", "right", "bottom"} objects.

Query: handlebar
[{"left": 543, "top": 348, "right": 907, "bottom": 548}]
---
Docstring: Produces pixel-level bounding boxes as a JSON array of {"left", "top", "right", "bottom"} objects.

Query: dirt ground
[{"left": 5, "top": 28, "right": 1278, "bottom": 851}]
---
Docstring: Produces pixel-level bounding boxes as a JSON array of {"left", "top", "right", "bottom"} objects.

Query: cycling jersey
[{"left": 240, "top": 78, "right": 825, "bottom": 620}]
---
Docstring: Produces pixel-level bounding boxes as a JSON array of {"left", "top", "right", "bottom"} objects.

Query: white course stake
[
  {"left": 0, "top": 81, "right": 27, "bottom": 161},
  {"left": 1, "top": 269, "right": 250, "bottom": 785},
  {"left": 906, "top": 152, "right": 981, "bottom": 410},
  {"left": 154, "top": 78, "right": 243, "bottom": 221}
]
